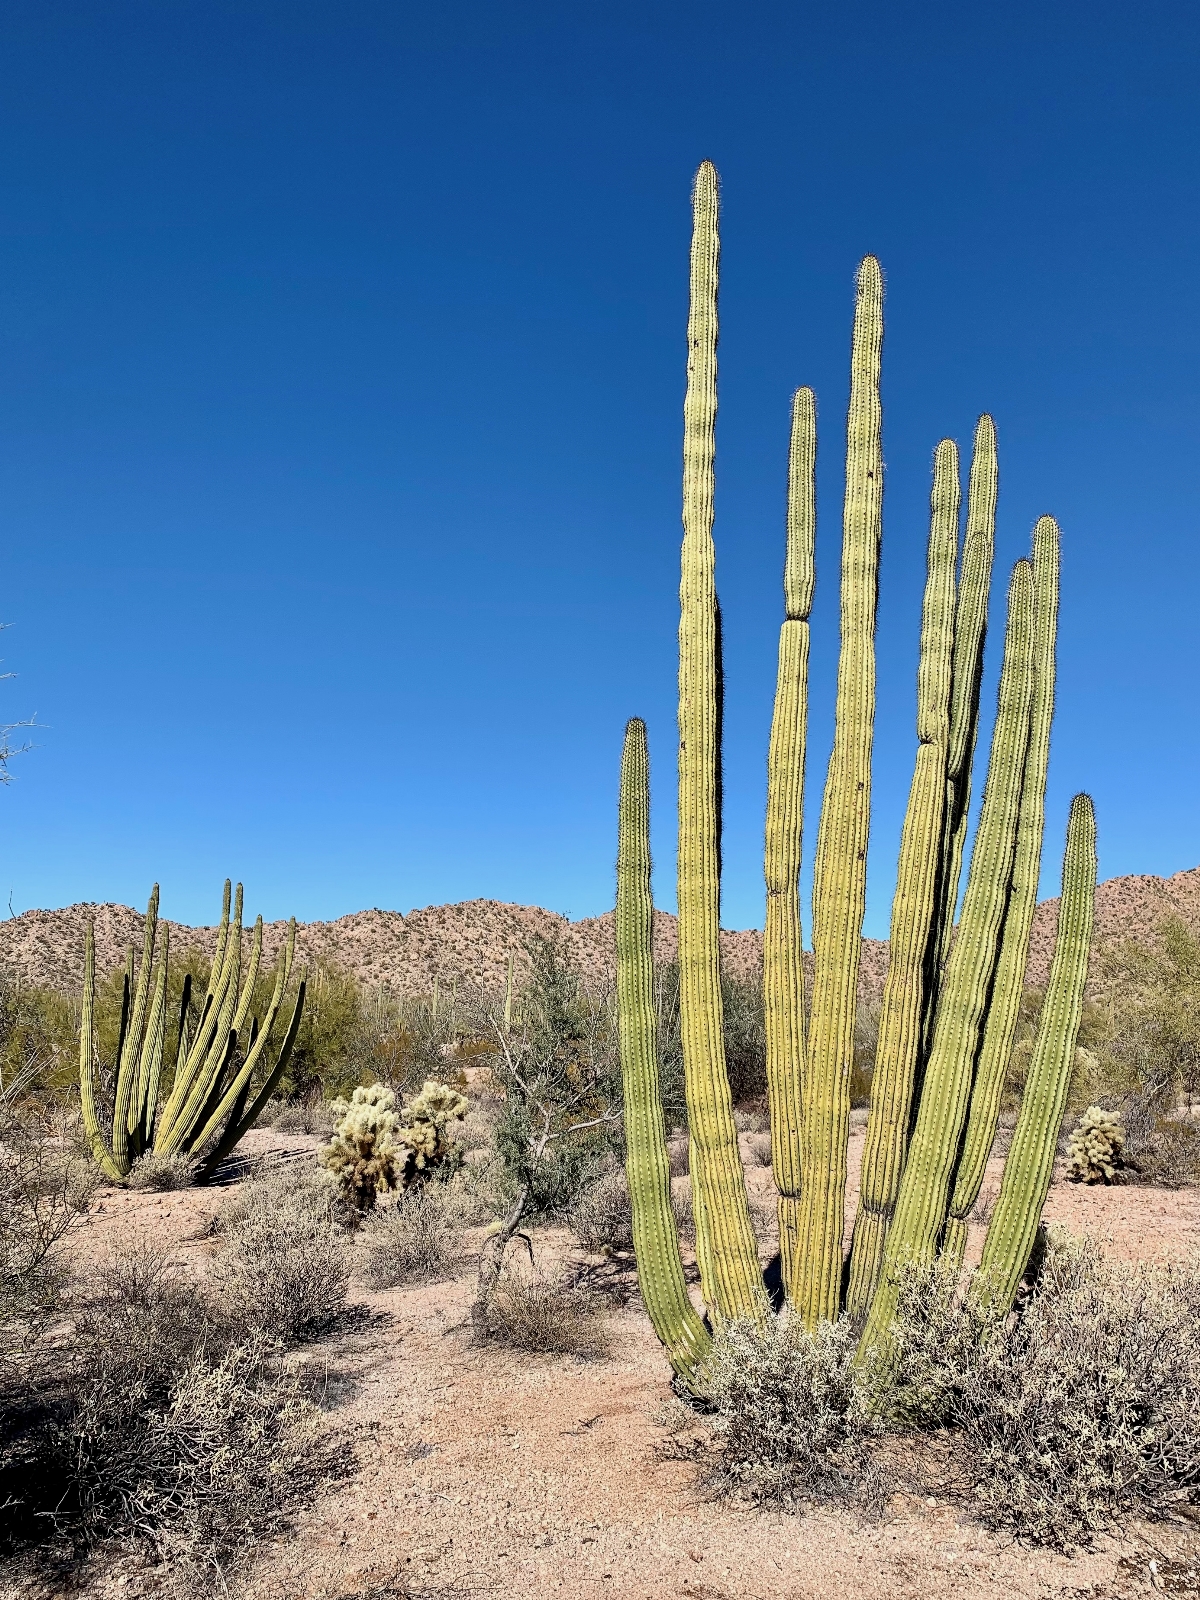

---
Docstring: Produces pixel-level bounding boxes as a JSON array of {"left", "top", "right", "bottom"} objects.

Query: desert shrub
[
  {"left": 488, "top": 935, "right": 621, "bottom": 1222},
  {"left": 0, "top": 1077, "right": 93, "bottom": 1402},
  {"left": 319, "top": 1079, "right": 467, "bottom": 1211},
  {"left": 1066, "top": 1106, "right": 1126, "bottom": 1182},
  {"left": 670, "top": 1175, "right": 695, "bottom": 1241},
  {"left": 0, "top": 975, "right": 78, "bottom": 1095},
  {"left": 884, "top": 1235, "right": 1200, "bottom": 1548},
  {"left": 850, "top": 999, "right": 880, "bottom": 1108},
  {"left": 482, "top": 1265, "right": 611, "bottom": 1358},
  {"left": 1125, "top": 1115, "right": 1200, "bottom": 1187},
  {"left": 127, "top": 1150, "right": 196, "bottom": 1191},
  {"left": 357, "top": 1185, "right": 463, "bottom": 1288},
  {"left": 457, "top": 1106, "right": 495, "bottom": 1153},
  {"left": 6, "top": 1242, "right": 347, "bottom": 1580},
  {"left": 702, "top": 1311, "right": 879, "bottom": 1510},
  {"left": 210, "top": 1198, "right": 349, "bottom": 1346},
  {"left": 666, "top": 1134, "right": 689, "bottom": 1176}
]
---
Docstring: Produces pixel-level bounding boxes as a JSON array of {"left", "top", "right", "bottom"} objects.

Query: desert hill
[{"left": 0, "top": 863, "right": 1195, "bottom": 1003}]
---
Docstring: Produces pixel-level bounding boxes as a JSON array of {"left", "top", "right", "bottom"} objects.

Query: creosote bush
[
  {"left": 482, "top": 1265, "right": 611, "bottom": 1358},
  {"left": 357, "top": 1185, "right": 464, "bottom": 1289}
]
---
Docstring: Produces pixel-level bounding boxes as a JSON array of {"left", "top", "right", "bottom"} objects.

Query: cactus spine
[
  {"left": 617, "top": 718, "right": 712, "bottom": 1384},
  {"left": 763, "top": 386, "right": 815, "bottom": 1288},
  {"left": 675, "top": 161, "right": 763, "bottom": 1321},
  {"left": 76, "top": 881, "right": 306, "bottom": 1182},
  {"left": 844, "top": 439, "right": 958, "bottom": 1317},
  {"left": 979, "top": 794, "right": 1097, "bottom": 1307},
  {"left": 941, "top": 517, "right": 1060, "bottom": 1265},
  {"left": 859, "top": 560, "right": 1036, "bottom": 1356},
  {"left": 792, "top": 256, "right": 883, "bottom": 1326}
]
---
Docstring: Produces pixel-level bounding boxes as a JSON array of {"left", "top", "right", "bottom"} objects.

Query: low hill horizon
[{"left": 2, "top": 863, "right": 1197, "bottom": 1007}]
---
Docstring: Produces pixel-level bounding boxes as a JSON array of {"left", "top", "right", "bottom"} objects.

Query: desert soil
[{"left": 18, "top": 1127, "right": 1200, "bottom": 1600}]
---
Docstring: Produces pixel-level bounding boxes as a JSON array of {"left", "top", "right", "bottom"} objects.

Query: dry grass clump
[
  {"left": 357, "top": 1184, "right": 464, "bottom": 1288},
  {"left": 261, "top": 1097, "right": 338, "bottom": 1136},
  {"left": 127, "top": 1150, "right": 196, "bottom": 1191},
  {"left": 745, "top": 1132, "right": 773, "bottom": 1168},
  {"left": 887, "top": 1236, "right": 1200, "bottom": 1548},
  {"left": 482, "top": 1265, "right": 611, "bottom": 1358},
  {"left": 702, "top": 1311, "right": 881, "bottom": 1512}
]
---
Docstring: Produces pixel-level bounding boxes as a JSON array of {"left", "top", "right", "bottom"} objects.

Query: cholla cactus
[
  {"left": 320, "top": 1079, "right": 468, "bottom": 1210},
  {"left": 1066, "top": 1106, "right": 1125, "bottom": 1184}
]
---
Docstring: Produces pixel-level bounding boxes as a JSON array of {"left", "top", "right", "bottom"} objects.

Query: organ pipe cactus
[
  {"left": 844, "top": 438, "right": 959, "bottom": 1319},
  {"left": 77, "top": 880, "right": 306, "bottom": 1183},
  {"left": 978, "top": 794, "right": 1097, "bottom": 1308},
  {"left": 793, "top": 256, "right": 884, "bottom": 1327},
  {"left": 617, "top": 717, "right": 712, "bottom": 1385},
  {"left": 675, "top": 160, "right": 763, "bottom": 1321},
  {"left": 617, "top": 159, "right": 1096, "bottom": 1371}
]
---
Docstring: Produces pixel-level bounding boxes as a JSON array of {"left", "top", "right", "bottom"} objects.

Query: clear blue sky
[{"left": 2, "top": 2, "right": 1197, "bottom": 937}]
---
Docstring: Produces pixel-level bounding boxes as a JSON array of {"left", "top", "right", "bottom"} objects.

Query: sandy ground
[{"left": 22, "top": 1126, "right": 1200, "bottom": 1600}]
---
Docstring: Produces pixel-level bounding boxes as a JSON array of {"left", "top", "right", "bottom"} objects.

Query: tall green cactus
[
  {"left": 76, "top": 881, "right": 306, "bottom": 1182},
  {"left": 617, "top": 717, "right": 712, "bottom": 1385},
  {"left": 763, "top": 386, "right": 815, "bottom": 1289},
  {"left": 844, "top": 439, "right": 958, "bottom": 1318},
  {"left": 676, "top": 160, "right": 764, "bottom": 1321},
  {"left": 619, "top": 160, "right": 1093, "bottom": 1377},
  {"left": 920, "top": 418, "right": 998, "bottom": 1060},
  {"left": 858, "top": 559, "right": 1036, "bottom": 1356},
  {"left": 979, "top": 794, "right": 1097, "bottom": 1308},
  {"left": 792, "top": 256, "right": 883, "bottom": 1326},
  {"left": 941, "top": 517, "right": 1060, "bottom": 1265}
]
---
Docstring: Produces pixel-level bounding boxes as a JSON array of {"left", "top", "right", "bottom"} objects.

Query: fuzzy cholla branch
[{"left": 319, "top": 1079, "right": 467, "bottom": 1211}]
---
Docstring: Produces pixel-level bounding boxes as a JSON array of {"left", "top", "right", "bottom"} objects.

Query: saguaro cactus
[
  {"left": 844, "top": 439, "right": 958, "bottom": 1318},
  {"left": 792, "top": 255, "right": 884, "bottom": 1327},
  {"left": 617, "top": 717, "right": 712, "bottom": 1384},
  {"left": 979, "top": 794, "right": 1097, "bottom": 1308},
  {"left": 77, "top": 881, "right": 306, "bottom": 1182},
  {"left": 675, "top": 159, "right": 763, "bottom": 1321},
  {"left": 763, "top": 386, "right": 816, "bottom": 1289}
]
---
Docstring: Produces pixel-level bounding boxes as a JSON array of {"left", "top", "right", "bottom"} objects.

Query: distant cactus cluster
[
  {"left": 1066, "top": 1106, "right": 1126, "bottom": 1184},
  {"left": 320, "top": 1078, "right": 467, "bottom": 1210},
  {"left": 78, "top": 881, "right": 306, "bottom": 1185}
]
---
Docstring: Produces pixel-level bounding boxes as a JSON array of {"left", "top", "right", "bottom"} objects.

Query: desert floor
[{"left": 19, "top": 1128, "right": 1200, "bottom": 1600}]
